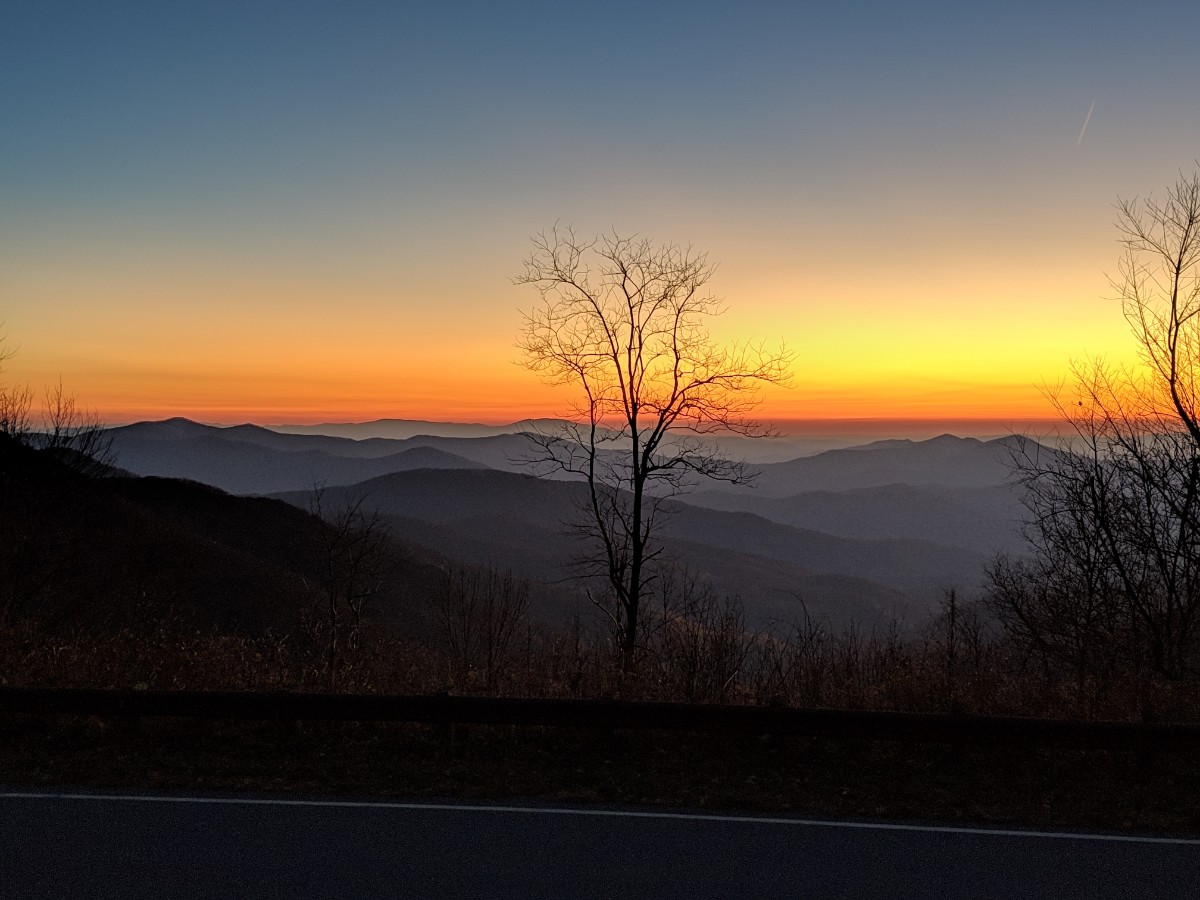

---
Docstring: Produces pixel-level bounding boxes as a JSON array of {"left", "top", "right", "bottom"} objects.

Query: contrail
[{"left": 1076, "top": 98, "right": 1095, "bottom": 147}]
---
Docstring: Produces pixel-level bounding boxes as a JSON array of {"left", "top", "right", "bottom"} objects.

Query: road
[{"left": 2, "top": 790, "right": 1197, "bottom": 898}]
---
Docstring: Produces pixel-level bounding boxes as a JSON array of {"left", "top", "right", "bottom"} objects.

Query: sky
[{"left": 3, "top": 1, "right": 1200, "bottom": 427}]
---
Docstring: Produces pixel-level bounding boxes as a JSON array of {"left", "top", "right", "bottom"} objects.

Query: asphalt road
[{"left": 2, "top": 790, "right": 1197, "bottom": 899}]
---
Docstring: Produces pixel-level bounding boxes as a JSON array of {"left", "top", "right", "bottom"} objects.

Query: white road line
[{"left": 2, "top": 791, "right": 1198, "bottom": 845}]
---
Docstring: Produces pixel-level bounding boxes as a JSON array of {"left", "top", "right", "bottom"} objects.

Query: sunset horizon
[
  {"left": 4, "top": 4, "right": 1185, "bottom": 434},
  {"left": 93, "top": 409, "right": 1067, "bottom": 441}
]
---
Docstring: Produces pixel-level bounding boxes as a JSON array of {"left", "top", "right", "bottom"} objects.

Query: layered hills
[
  {"left": 99, "top": 418, "right": 1033, "bottom": 629},
  {"left": 273, "top": 467, "right": 987, "bottom": 626}
]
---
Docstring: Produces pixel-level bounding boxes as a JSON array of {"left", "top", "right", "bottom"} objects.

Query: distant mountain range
[
  {"left": 271, "top": 467, "right": 988, "bottom": 627},
  {"left": 261, "top": 417, "right": 920, "bottom": 462},
  {"left": 100, "top": 417, "right": 1039, "bottom": 628},
  {"left": 737, "top": 434, "right": 1025, "bottom": 495},
  {"left": 266, "top": 418, "right": 566, "bottom": 441},
  {"left": 106, "top": 418, "right": 518, "bottom": 495}
]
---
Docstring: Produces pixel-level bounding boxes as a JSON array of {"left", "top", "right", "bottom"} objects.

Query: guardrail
[{"left": 2, "top": 687, "right": 1198, "bottom": 752}]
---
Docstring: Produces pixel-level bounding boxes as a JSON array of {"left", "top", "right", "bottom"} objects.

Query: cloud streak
[{"left": 1076, "top": 99, "right": 1096, "bottom": 147}]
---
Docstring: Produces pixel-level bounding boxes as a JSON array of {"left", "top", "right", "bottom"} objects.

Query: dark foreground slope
[{"left": 0, "top": 434, "right": 430, "bottom": 633}]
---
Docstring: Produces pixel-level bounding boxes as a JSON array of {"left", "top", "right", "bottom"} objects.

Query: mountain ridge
[{"left": 273, "top": 467, "right": 989, "bottom": 626}]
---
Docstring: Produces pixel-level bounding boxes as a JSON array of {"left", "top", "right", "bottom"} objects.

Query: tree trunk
[{"left": 621, "top": 594, "right": 639, "bottom": 675}]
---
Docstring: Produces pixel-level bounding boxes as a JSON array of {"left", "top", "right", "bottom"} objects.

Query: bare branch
[{"left": 516, "top": 227, "right": 793, "bottom": 675}]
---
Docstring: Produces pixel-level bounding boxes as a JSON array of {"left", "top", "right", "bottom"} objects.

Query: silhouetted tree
[
  {"left": 433, "top": 564, "right": 530, "bottom": 691},
  {"left": 37, "top": 378, "right": 114, "bottom": 474},
  {"left": 516, "top": 227, "right": 791, "bottom": 674},
  {"left": 0, "top": 338, "right": 111, "bottom": 471},
  {"left": 307, "top": 487, "right": 393, "bottom": 682},
  {"left": 990, "top": 172, "right": 1200, "bottom": 681},
  {"left": 1118, "top": 172, "right": 1200, "bottom": 444},
  {"left": 0, "top": 334, "right": 31, "bottom": 441},
  {"left": 649, "top": 567, "right": 755, "bottom": 703}
]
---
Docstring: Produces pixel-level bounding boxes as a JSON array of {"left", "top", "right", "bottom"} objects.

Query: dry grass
[{"left": 4, "top": 613, "right": 1199, "bottom": 721}]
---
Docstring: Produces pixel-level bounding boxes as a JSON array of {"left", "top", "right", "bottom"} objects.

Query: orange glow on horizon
[
  {"left": 64, "top": 376, "right": 1077, "bottom": 428},
  {"left": 6, "top": 326, "right": 1138, "bottom": 428},
  {"left": 2, "top": 229, "right": 1145, "bottom": 429}
]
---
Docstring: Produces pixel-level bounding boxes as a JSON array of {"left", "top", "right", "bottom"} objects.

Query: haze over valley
[{"left": 100, "top": 417, "right": 1028, "bottom": 630}]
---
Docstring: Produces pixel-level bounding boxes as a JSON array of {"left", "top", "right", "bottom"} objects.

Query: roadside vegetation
[{"left": 3, "top": 582, "right": 1198, "bottom": 724}]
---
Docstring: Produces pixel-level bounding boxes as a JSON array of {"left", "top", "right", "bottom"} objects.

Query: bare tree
[
  {"left": 649, "top": 567, "right": 756, "bottom": 703},
  {"left": 38, "top": 378, "right": 114, "bottom": 474},
  {"left": 990, "top": 172, "right": 1200, "bottom": 681},
  {"left": 0, "top": 340, "right": 110, "bottom": 471},
  {"left": 0, "top": 383, "right": 32, "bottom": 443},
  {"left": 0, "top": 334, "right": 31, "bottom": 442},
  {"left": 1116, "top": 172, "right": 1200, "bottom": 445},
  {"left": 306, "top": 486, "right": 393, "bottom": 682},
  {"left": 433, "top": 564, "right": 530, "bottom": 691},
  {"left": 516, "top": 226, "right": 791, "bottom": 674}
]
